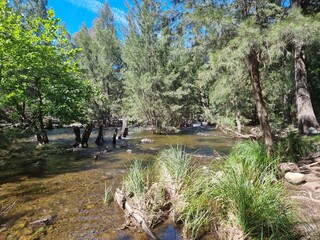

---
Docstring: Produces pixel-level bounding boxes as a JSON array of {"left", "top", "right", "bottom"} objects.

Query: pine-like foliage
[
  {"left": 122, "top": 0, "right": 201, "bottom": 128},
  {"left": 73, "top": 2, "right": 123, "bottom": 123}
]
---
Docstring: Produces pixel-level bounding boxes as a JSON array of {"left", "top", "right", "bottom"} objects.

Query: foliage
[
  {"left": 0, "top": 2, "right": 91, "bottom": 136},
  {"left": 122, "top": 0, "right": 202, "bottom": 128},
  {"left": 275, "top": 132, "right": 315, "bottom": 162},
  {"left": 73, "top": 2, "right": 123, "bottom": 123}
]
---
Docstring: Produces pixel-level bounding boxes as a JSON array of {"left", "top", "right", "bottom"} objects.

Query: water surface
[{"left": 0, "top": 126, "right": 235, "bottom": 239}]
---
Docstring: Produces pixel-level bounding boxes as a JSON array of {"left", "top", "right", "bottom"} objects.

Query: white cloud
[
  {"left": 65, "top": 0, "right": 127, "bottom": 25},
  {"left": 65, "top": 0, "right": 103, "bottom": 13},
  {"left": 111, "top": 7, "right": 128, "bottom": 26}
]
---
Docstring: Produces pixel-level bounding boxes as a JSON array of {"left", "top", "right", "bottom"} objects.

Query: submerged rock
[
  {"left": 141, "top": 138, "right": 154, "bottom": 143},
  {"left": 285, "top": 172, "right": 306, "bottom": 185}
]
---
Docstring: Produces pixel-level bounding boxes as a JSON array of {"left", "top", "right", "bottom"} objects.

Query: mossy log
[{"left": 114, "top": 188, "right": 160, "bottom": 240}]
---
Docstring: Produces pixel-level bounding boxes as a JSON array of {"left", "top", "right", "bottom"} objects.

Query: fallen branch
[
  {"left": 0, "top": 201, "right": 16, "bottom": 215},
  {"left": 218, "top": 124, "right": 257, "bottom": 139},
  {"left": 114, "top": 188, "right": 160, "bottom": 240}
]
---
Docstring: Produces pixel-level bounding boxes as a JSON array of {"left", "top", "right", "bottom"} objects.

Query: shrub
[{"left": 275, "top": 132, "right": 314, "bottom": 162}]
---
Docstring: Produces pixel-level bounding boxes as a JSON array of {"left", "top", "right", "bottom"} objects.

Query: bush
[{"left": 275, "top": 132, "right": 314, "bottom": 162}]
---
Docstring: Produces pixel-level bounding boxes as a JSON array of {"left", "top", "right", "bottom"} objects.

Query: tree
[
  {"left": 122, "top": 0, "right": 166, "bottom": 129},
  {"left": 73, "top": 2, "right": 123, "bottom": 125},
  {"left": 290, "top": 1, "right": 320, "bottom": 134},
  {"left": 0, "top": 3, "right": 91, "bottom": 144},
  {"left": 11, "top": 0, "right": 48, "bottom": 19}
]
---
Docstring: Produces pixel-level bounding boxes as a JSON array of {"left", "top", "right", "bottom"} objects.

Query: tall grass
[
  {"left": 120, "top": 142, "right": 301, "bottom": 240},
  {"left": 157, "top": 146, "right": 193, "bottom": 188},
  {"left": 181, "top": 167, "right": 217, "bottom": 239},
  {"left": 123, "top": 160, "right": 148, "bottom": 197},
  {"left": 214, "top": 141, "right": 299, "bottom": 239}
]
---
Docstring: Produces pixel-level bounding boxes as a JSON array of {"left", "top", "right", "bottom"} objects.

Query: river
[{"left": 0, "top": 126, "right": 235, "bottom": 239}]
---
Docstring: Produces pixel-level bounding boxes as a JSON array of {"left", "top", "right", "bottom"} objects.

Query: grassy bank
[{"left": 120, "top": 142, "right": 302, "bottom": 239}]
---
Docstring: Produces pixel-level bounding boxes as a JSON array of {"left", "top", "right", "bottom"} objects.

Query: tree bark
[
  {"left": 294, "top": 40, "right": 319, "bottom": 134},
  {"left": 248, "top": 48, "right": 273, "bottom": 153},
  {"left": 95, "top": 125, "right": 104, "bottom": 145},
  {"left": 72, "top": 127, "right": 81, "bottom": 147},
  {"left": 81, "top": 124, "right": 93, "bottom": 147},
  {"left": 236, "top": 110, "right": 242, "bottom": 134}
]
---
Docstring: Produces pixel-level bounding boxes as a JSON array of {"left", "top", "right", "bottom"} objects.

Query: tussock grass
[
  {"left": 214, "top": 141, "right": 299, "bottom": 239},
  {"left": 181, "top": 167, "right": 216, "bottom": 239},
  {"left": 119, "top": 142, "right": 301, "bottom": 240},
  {"left": 123, "top": 160, "right": 148, "bottom": 197},
  {"left": 156, "top": 146, "right": 193, "bottom": 187}
]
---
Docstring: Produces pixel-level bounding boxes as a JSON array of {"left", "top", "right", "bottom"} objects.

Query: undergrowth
[{"left": 275, "top": 132, "right": 315, "bottom": 162}]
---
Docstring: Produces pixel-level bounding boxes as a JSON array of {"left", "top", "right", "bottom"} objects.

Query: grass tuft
[
  {"left": 123, "top": 160, "right": 148, "bottom": 197},
  {"left": 157, "top": 146, "right": 193, "bottom": 188},
  {"left": 103, "top": 180, "right": 114, "bottom": 204},
  {"left": 214, "top": 141, "right": 298, "bottom": 239}
]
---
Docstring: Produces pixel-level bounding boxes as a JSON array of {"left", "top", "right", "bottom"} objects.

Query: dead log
[
  {"left": 218, "top": 124, "right": 257, "bottom": 139},
  {"left": 114, "top": 188, "right": 160, "bottom": 240}
]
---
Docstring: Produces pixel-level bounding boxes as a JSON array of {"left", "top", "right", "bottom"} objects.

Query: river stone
[
  {"left": 304, "top": 173, "right": 320, "bottom": 182},
  {"left": 279, "top": 162, "right": 300, "bottom": 174},
  {"left": 140, "top": 138, "right": 153, "bottom": 143},
  {"left": 308, "top": 127, "right": 318, "bottom": 135},
  {"left": 285, "top": 172, "right": 306, "bottom": 185},
  {"left": 303, "top": 182, "right": 320, "bottom": 192}
]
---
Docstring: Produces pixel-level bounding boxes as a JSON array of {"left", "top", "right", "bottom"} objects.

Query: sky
[{"left": 48, "top": 0, "right": 129, "bottom": 36}]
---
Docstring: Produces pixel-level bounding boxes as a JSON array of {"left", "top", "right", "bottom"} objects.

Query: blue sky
[{"left": 48, "top": 0, "right": 129, "bottom": 35}]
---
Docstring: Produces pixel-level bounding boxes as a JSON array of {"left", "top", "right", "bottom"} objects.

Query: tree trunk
[
  {"left": 81, "top": 124, "right": 93, "bottom": 148},
  {"left": 248, "top": 48, "right": 273, "bottom": 153},
  {"left": 95, "top": 125, "right": 104, "bottom": 145},
  {"left": 294, "top": 40, "right": 320, "bottom": 134},
  {"left": 236, "top": 110, "right": 242, "bottom": 134},
  {"left": 72, "top": 127, "right": 81, "bottom": 147}
]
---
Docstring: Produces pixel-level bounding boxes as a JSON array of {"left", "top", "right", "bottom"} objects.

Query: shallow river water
[{"left": 0, "top": 126, "right": 235, "bottom": 240}]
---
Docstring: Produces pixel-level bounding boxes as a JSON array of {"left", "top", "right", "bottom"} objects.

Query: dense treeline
[{"left": 1, "top": 0, "right": 320, "bottom": 148}]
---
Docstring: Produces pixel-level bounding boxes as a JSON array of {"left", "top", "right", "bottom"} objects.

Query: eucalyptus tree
[
  {"left": 0, "top": 2, "right": 90, "bottom": 144},
  {"left": 73, "top": 2, "right": 122, "bottom": 125},
  {"left": 290, "top": 0, "right": 320, "bottom": 134}
]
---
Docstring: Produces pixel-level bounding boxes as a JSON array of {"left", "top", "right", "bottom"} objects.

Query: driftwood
[
  {"left": 114, "top": 188, "right": 160, "bottom": 240},
  {"left": 218, "top": 124, "right": 257, "bottom": 139}
]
